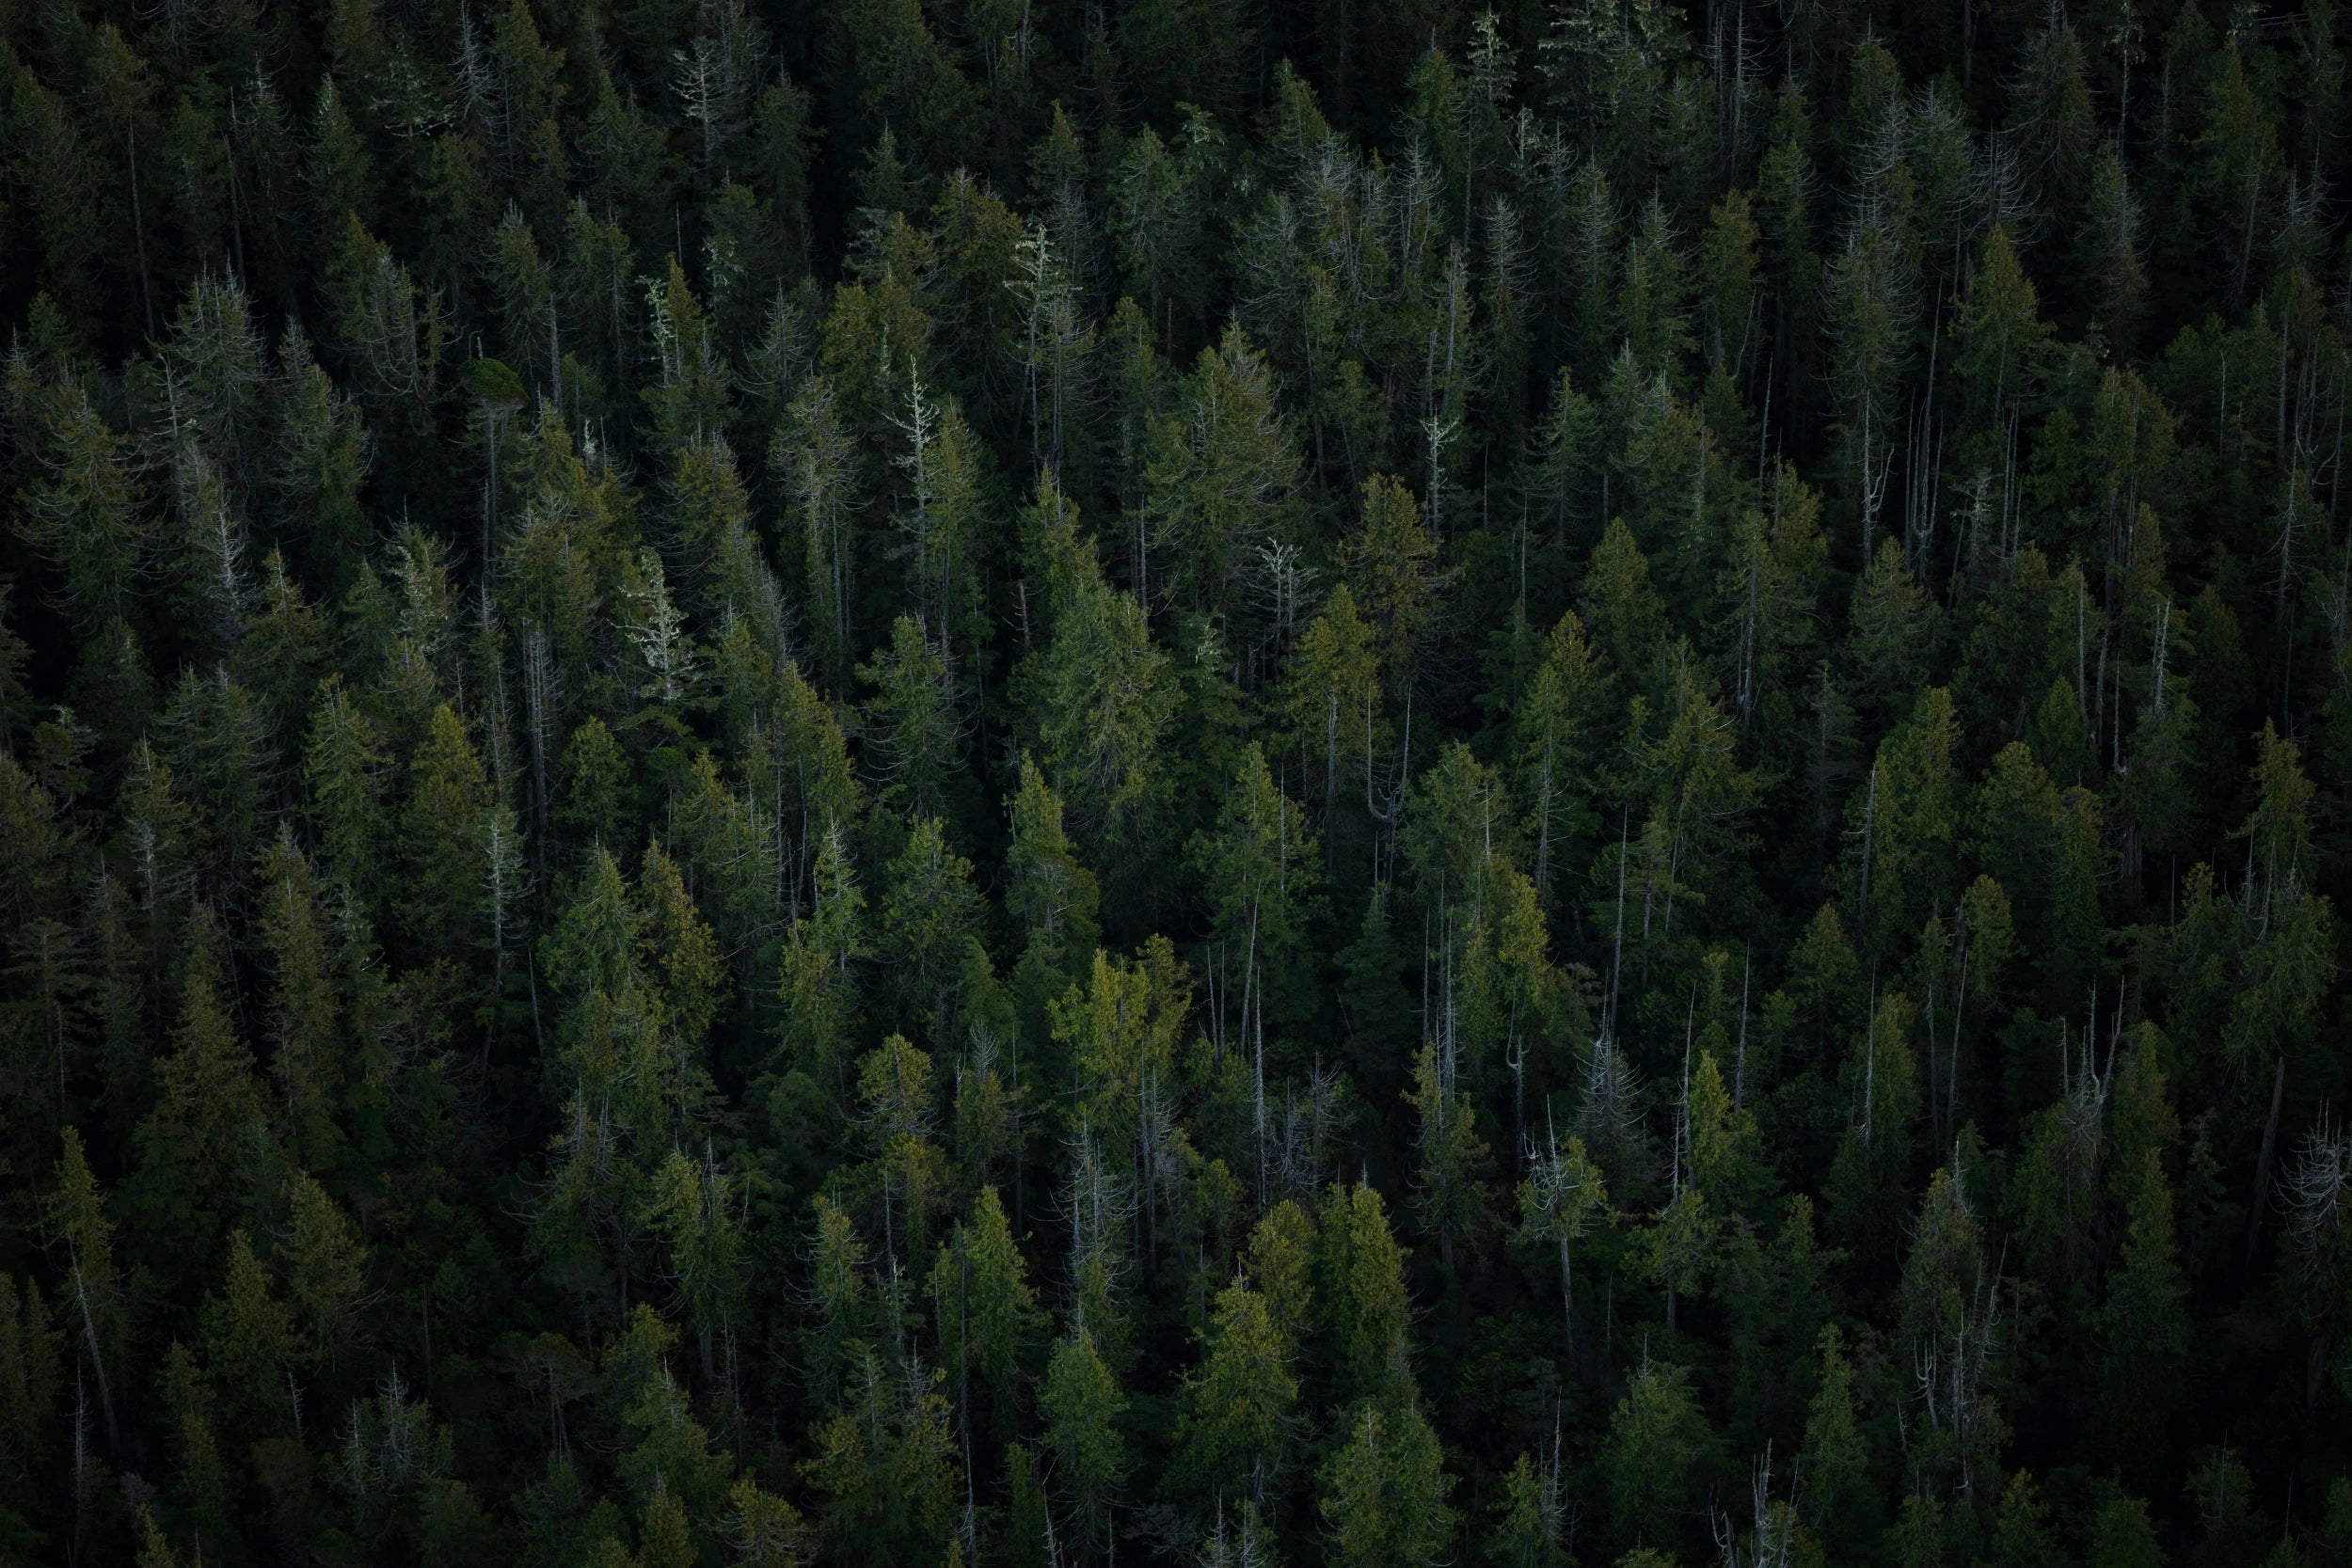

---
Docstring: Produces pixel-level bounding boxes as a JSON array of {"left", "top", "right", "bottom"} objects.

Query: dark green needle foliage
[{"left": 0, "top": 2, "right": 2349, "bottom": 1564}]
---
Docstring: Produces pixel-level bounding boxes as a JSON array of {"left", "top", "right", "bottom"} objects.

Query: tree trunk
[{"left": 2244, "top": 1056, "right": 2288, "bottom": 1269}]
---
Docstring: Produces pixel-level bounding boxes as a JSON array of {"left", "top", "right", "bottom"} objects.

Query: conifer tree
[
  {"left": 2099, "top": 1149, "right": 2189, "bottom": 1479},
  {"left": 200, "top": 1228, "right": 294, "bottom": 1436},
  {"left": 1042, "top": 1327, "right": 1124, "bottom": 1557},
  {"left": 1802, "top": 1323, "right": 1874, "bottom": 1557},
  {"left": 858, "top": 617, "right": 963, "bottom": 820},
  {"left": 877, "top": 816, "right": 983, "bottom": 1039},
  {"left": 1601, "top": 1355, "right": 1712, "bottom": 1552},
  {"left": 1489, "top": 1448, "right": 1568, "bottom": 1568},
  {"left": 1315, "top": 1180, "right": 1411, "bottom": 1404},
  {"left": 1175, "top": 1275, "right": 1297, "bottom": 1514},
  {"left": 129, "top": 971, "right": 271, "bottom": 1282},
  {"left": 281, "top": 1171, "right": 366, "bottom": 1373},
  {"left": 1193, "top": 744, "right": 1324, "bottom": 1029},
  {"left": 1517, "top": 1127, "right": 1607, "bottom": 1354},
  {"left": 1006, "top": 756, "right": 1100, "bottom": 981},
  {"left": 930, "top": 1184, "right": 1036, "bottom": 1439},
  {"left": 48, "top": 1127, "right": 124, "bottom": 1446},
  {"left": 1144, "top": 326, "right": 1300, "bottom": 616},
  {"left": 403, "top": 704, "right": 494, "bottom": 958},
  {"left": 1318, "top": 1396, "right": 1455, "bottom": 1568},
  {"left": 1021, "top": 519, "right": 1178, "bottom": 878},
  {"left": 19, "top": 385, "right": 145, "bottom": 631}
]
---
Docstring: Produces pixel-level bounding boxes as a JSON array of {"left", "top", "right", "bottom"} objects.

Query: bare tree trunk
[
  {"left": 2244, "top": 1057, "right": 2288, "bottom": 1269},
  {"left": 129, "top": 127, "right": 153, "bottom": 340},
  {"left": 72, "top": 1263, "right": 117, "bottom": 1452}
]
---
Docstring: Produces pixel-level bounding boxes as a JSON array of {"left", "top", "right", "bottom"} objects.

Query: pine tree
[
  {"left": 1844, "top": 687, "right": 1958, "bottom": 960},
  {"left": 152, "top": 672, "right": 265, "bottom": 901},
  {"left": 931, "top": 1184, "right": 1036, "bottom": 1438},
  {"left": 1986, "top": 1471, "right": 2060, "bottom": 1568},
  {"left": 19, "top": 384, "right": 146, "bottom": 631},
  {"left": 402, "top": 704, "right": 494, "bottom": 959},
  {"left": 1823, "top": 193, "right": 1917, "bottom": 562},
  {"left": 802, "top": 1346, "right": 959, "bottom": 1560},
  {"left": 281, "top": 1171, "right": 366, "bottom": 1372},
  {"left": 1144, "top": 325, "right": 1300, "bottom": 616},
  {"left": 1043, "top": 1327, "right": 1124, "bottom": 1556},
  {"left": 1896, "top": 1165, "right": 2000, "bottom": 1494},
  {"left": 1581, "top": 519, "right": 1670, "bottom": 686},
  {"left": 1192, "top": 743, "right": 1324, "bottom": 1029},
  {"left": 642, "top": 257, "right": 731, "bottom": 454},
  {"left": 2079, "top": 143, "right": 2149, "bottom": 351},
  {"left": 257, "top": 832, "right": 342, "bottom": 1164},
  {"left": 3, "top": 65, "right": 110, "bottom": 322},
  {"left": 555, "top": 717, "right": 633, "bottom": 854},
  {"left": 1343, "top": 475, "right": 1442, "bottom": 702},
  {"left": 640, "top": 843, "right": 724, "bottom": 1050},
  {"left": 1315, "top": 1180, "right": 1411, "bottom": 1404},
  {"left": 1318, "top": 1397, "right": 1456, "bottom": 1568},
  {"left": 1517, "top": 1128, "right": 1607, "bottom": 1354},
  {"left": 649, "top": 1148, "right": 745, "bottom": 1384},
  {"left": 1175, "top": 1276, "right": 1298, "bottom": 1513},
  {"left": 1810, "top": 406, "right": 1914, "bottom": 629},
  {"left": 2090, "top": 1497, "right": 2162, "bottom": 1568},
  {"left": 776, "top": 823, "right": 868, "bottom": 1100},
  {"left": 877, "top": 816, "right": 983, "bottom": 1039},
  {"left": 1052, "top": 945, "right": 1186, "bottom": 1166},
  {"left": 1020, "top": 520, "right": 1178, "bottom": 878},
  {"left": 159, "top": 1340, "right": 235, "bottom": 1559},
  {"left": 48, "top": 1127, "right": 125, "bottom": 1447},
  {"left": 199, "top": 1228, "right": 294, "bottom": 1437},
  {"left": 1952, "top": 227, "right": 2052, "bottom": 456},
  {"left": 128, "top": 972, "right": 272, "bottom": 1282},
  {"left": 889, "top": 386, "right": 989, "bottom": 657},
  {"left": 1006, "top": 755, "right": 1100, "bottom": 980},
  {"left": 1489, "top": 1449, "right": 1568, "bottom": 1568},
  {"left": 2196, "top": 49, "right": 2281, "bottom": 310},
  {"left": 724, "top": 1476, "right": 808, "bottom": 1568},
  {"left": 1406, "top": 1037, "right": 1489, "bottom": 1275},
  {"left": 2100, "top": 1149, "right": 2189, "bottom": 1480},
  {"left": 859, "top": 1034, "right": 949, "bottom": 1266},
  {"left": 298, "top": 693, "right": 386, "bottom": 915},
  {"left": 1800, "top": 1323, "right": 1874, "bottom": 1557},
  {"left": 323, "top": 214, "right": 452, "bottom": 420},
  {"left": 838, "top": 0, "right": 978, "bottom": 176},
  {"left": 1601, "top": 1354, "right": 1712, "bottom": 1552},
  {"left": 858, "top": 616, "right": 963, "bottom": 819},
  {"left": 1513, "top": 611, "right": 1610, "bottom": 891},
  {"left": 1284, "top": 583, "right": 1384, "bottom": 827},
  {"left": 1688, "top": 1050, "right": 1767, "bottom": 1217}
]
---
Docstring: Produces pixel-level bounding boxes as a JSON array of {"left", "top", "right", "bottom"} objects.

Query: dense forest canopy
[{"left": 1, "top": 0, "right": 2351, "bottom": 1562}]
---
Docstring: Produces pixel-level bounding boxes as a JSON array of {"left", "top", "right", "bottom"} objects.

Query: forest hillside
[{"left": 0, "top": 0, "right": 2349, "bottom": 1563}]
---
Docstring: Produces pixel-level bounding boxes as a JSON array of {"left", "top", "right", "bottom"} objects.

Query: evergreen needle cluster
[{"left": 0, "top": 0, "right": 2350, "bottom": 1565}]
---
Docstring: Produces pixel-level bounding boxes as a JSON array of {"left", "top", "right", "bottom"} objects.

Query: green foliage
[
  {"left": 1801, "top": 1323, "right": 1874, "bottom": 1554},
  {"left": 1488, "top": 1449, "right": 1567, "bottom": 1568},
  {"left": 930, "top": 1183, "right": 1036, "bottom": 1430},
  {"left": 1175, "top": 1275, "right": 1298, "bottom": 1513},
  {"left": 1043, "top": 1327, "right": 1125, "bottom": 1547},
  {"left": 857, "top": 615, "right": 962, "bottom": 820},
  {"left": 1315, "top": 1180, "right": 1412, "bottom": 1405},
  {"left": 1191, "top": 742, "right": 1324, "bottom": 1024},
  {"left": 0, "top": 11, "right": 2346, "bottom": 1566},
  {"left": 1601, "top": 1356, "right": 1713, "bottom": 1550},
  {"left": 1318, "top": 1397, "right": 1455, "bottom": 1568}
]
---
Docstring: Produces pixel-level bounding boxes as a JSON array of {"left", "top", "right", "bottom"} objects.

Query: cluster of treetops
[{"left": 4, "top": 0, "right": 2352, "bottom": 1562}]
